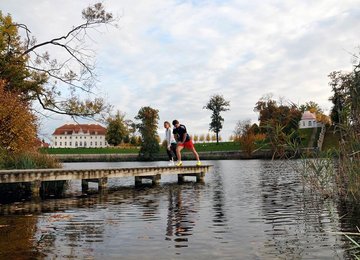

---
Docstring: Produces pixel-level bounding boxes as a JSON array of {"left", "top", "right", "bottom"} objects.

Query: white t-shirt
[{"left": 165, "top": 128, "right": 176, "bottom": 148}]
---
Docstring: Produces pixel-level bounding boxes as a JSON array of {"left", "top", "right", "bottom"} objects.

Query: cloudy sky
[{"left": 1, "top": 0, "right": 360, "bottom": 141}]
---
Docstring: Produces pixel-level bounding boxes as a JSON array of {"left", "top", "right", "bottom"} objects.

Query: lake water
[{"left": 0, "top": 160, "right": 359, "bottom": 259}]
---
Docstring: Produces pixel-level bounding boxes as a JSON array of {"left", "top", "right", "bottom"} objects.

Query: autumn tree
[
  {"left": 193, "top": 134, "right": 199, "bottom": 143},
  {"left": 234, "top": 119, "right": 256, "bottom": 157},
  {"left": 206, "top": 133, "right": 211, "bottom": 142},
  {"left": 199, "top": 134, "right": 205, "bottom": 143},
  {"left": 299, "top": 101, "right": 323, "bottom": 114},
  {"left": 203, "top": 94, "right": 230, "bottom": 144},
  {"left": 135, "top": 106, "right": 160, "bottom": 160},
  {"left": 105, "top": 111, "right": 129, "bottom": 146},
  {"left": 254, "top": 95, "right": 302, "bottom": 158},
  {"left": 211, "top": 134, "right": 217, "bottom": 142},
  {"left": 0, "top": 80, "right": 38, "bottom": 153},
  {"left": 299, "top": 101, "right": 330, "bottom": 125}
]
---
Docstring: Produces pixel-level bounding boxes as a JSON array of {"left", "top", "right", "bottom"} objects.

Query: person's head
[
  {"left": 164, "top": 121, "right": 171, "bottom": 129},
  {"left": 172, "top": 120, "right": 180, "bottom": 128}
]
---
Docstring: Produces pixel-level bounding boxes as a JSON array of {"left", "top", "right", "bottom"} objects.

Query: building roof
[
  {"left": 53, "top": 124, "right": 106, "bottom": 135},
  {"left": 301, "top": 111, "right": 316, "bottom": 120}
]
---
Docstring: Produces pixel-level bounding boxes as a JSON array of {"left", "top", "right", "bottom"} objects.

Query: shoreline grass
[{"left": 41, "top": 142, "right": 242, "bottom": 155}]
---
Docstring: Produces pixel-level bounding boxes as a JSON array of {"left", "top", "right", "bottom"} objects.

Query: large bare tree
[{"left": 0, "top": 3, "right": 115, "bottom": 118}]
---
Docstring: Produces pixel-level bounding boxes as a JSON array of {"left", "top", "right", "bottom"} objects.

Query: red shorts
[{"left": 178, "top": 140, "right": 194, "bottom": 150}]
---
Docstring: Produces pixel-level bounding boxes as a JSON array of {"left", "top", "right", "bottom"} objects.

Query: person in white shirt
[{"left": 164, "top": 121, "right": 177, "bottom": 166}]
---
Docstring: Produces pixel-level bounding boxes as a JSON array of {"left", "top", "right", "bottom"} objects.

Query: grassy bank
[{"left": 41, "top": 142, "right": 241, "bottom": 155}]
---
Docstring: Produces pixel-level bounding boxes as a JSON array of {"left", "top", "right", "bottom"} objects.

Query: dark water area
[{"left": 0, "top": 160, "right": 359, "bottom": 259}]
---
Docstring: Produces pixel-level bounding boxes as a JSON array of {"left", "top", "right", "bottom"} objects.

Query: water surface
[{"left": 0, "top": 160, "right": 358, "bottom": 259}]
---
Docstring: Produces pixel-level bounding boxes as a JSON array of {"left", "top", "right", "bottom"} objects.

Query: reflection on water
[{"left": 0, "top": 160, "right": 359, "bottom": 259}]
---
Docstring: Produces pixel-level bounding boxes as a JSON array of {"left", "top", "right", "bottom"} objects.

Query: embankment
[{"left": 51, "top": 150, "right": 274, "bottom": 162}]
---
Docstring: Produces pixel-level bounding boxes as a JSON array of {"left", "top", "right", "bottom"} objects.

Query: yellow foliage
[{"left": 0, "top": 80, "right": 38, "bottom": 153}]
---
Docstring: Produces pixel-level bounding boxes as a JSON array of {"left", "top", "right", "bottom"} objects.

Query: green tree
[
  {"left": 105, "top": 111, "right": 128, "bottom": 146},
  {"left": 328, "top": 71, "right": 353, "bottom": 125},
  {"left": 135, "top": 106, "right": 160, "bottom": 160},
  {"left": 130, "top": 135, "right": 138, "bottom": 146},
  {"left": 203, "top": 94, "right": 230, "bottom": 144},
  {"left": 324, "top": 59, "right": 360, "bottom": 199}
]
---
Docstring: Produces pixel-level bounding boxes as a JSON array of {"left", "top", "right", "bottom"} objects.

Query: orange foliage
[{"left": 0, "top": 80, "right": 38, "bottom": 153}]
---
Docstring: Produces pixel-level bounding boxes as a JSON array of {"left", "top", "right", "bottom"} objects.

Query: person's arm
[
  {"left": 180, "top": 125, "right": 187, "bottom": 144},
  {"left": 166, "top": 129, "right": 171, "bottom": 149}
]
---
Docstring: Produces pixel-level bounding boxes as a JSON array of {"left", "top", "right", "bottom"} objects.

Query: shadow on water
[
  {"left": 165, "top": 183, "right": 202, "bottom": 248},
  {"left": 210, "top": 163, "right": 228, "bottom": 239},
  {"left": 0, "top": 180, "right": 206, "bottom": 259}
]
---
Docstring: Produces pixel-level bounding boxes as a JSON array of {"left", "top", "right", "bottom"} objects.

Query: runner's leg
[
  {"left": 166, "top": 148, "right": 173, "bottom": 160},
  {"left": 176, "top": 145, "right": 183, "bottom": 162},
  {"left": 171, "top": 143, "right": 177, "bottom": 161},
  {"left": 190, "top": 147, "right": 200, "bottom": 161}
]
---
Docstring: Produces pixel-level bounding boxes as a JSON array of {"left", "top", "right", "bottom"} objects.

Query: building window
[
  {"left": 80, "top": 136, "right": 82, "bottom": 139},
  {"left": 55, "top": 142, "right": 57, "bottom": 146},
  {"left": 80, "top": 141, "right": 82, "bottom": 147},
  {"left": 60, "top": 142, "right": 62, "bottom": 146},
  {"left": 69, "top": 142, "right": 72, "bottom": 146},
  {"left": 100, "top": 142, "right": 102, "bottom": 146},
  {"left": 69, "top": 136, "right": 72, "bottom": 139},
  {"left": 55, "top": 137, "right": 57, "bottom": 139},
  {"left": 302, "top": 121, "right": 305, "bottom": 126},
  {"left": 308, "top": 121, "right": 312, "bottom": 126},
  {"left": 90, "top": 142, "right": 93, "bottom": 146},
  {"left": 65, "top": 142, "right": 67, "bottom": 146},
  {"left": 95, "top": 142, "right": 97, "bottom": 146},
  {"left": 75, "top": 142, "right": 78, "bottom": 147},
  {"left": 84, "top": 142, "right": 87, "bottom": 147},
  {"left": 60, "top": 136, "right": 62, "bottom": 139}
]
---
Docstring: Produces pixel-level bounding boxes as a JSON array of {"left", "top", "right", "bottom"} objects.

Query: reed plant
[
  {"left": 298, "top": 150, "right": 337, "bottom": 198},
  {"left": 345, "top": 231, "right": 360, "bottom": 260},
  {"left": 0, "top": 150, "right": 62, "bottom": 200},
  {"left": 2, "top": 151, "right": 61, "bottom": 169}
]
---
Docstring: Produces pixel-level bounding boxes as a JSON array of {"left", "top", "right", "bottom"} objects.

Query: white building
[
  {"left": 299, "top": 111, "right": 322, "bottom": 129},
  {"left": 52, "top": 124, "right": 108, "bottom": 148}
]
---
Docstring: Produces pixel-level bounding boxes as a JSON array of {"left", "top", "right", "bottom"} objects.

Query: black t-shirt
[{"left": 173, "top": 124, "right": 190, "bottom": 142}]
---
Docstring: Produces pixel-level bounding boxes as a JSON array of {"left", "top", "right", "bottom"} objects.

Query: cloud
[{"left": 1, "top": 0, "right": 360, "bottom": 141}]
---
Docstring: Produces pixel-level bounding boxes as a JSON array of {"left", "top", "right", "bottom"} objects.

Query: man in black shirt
[{"left": 172, "top": 120, "right": 201, "bottom": 166}]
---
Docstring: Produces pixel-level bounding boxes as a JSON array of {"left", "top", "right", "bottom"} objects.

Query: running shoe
[
  {"left": 176, "top": 161, "right": 183, "bottom": 167},
  {"left": 196, "top": 161, "right": 202, "bottom": 166},
  {"left": 168, "top": 160, "right": 175, "bottom": 166}
]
